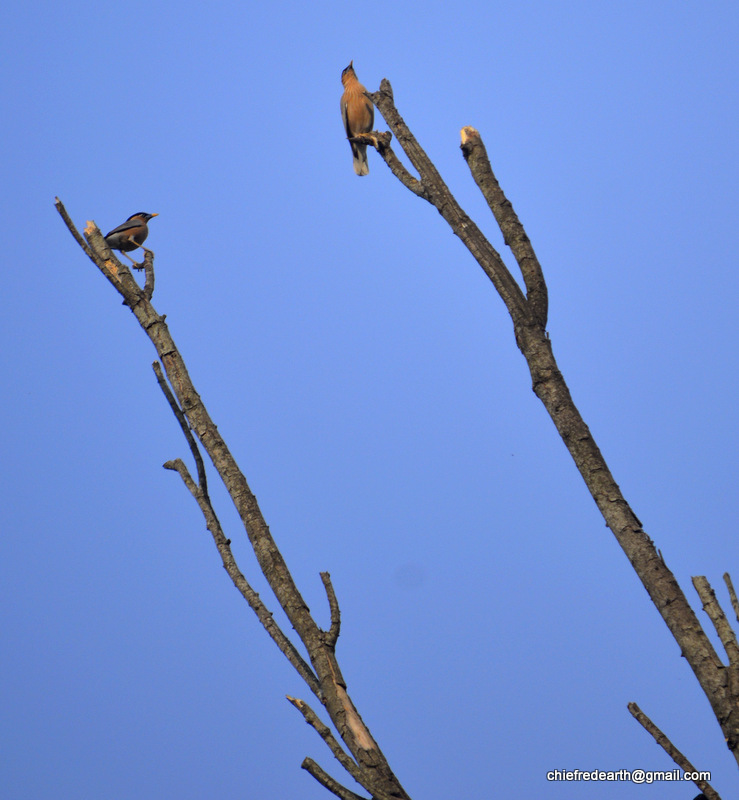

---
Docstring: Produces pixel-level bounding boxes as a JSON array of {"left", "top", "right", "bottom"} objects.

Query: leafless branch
[
  {"left": 153, "top": 361, "right": 209, "bottom": 500},
  {"left": 724, "top": 573, "right": 739, "bottom": 623},
  {"left": 287, "top": 696, "right": 375, "bottom": 794},
  {"left": 57, "top": 66, "right": 739, "bottom": 798},
  {"left": 368, "top": 81, "right": 528, "bottom": 322},
  {"left": 365, "top": 78, "right": 739, "bottom": 768},
  {"left": 460, "top": 126, "right": 548, "bottom": 326},
  {"left": 354, "top": 130, "right": 424, "bottom": 197},
  {"left": 55, "top": 197, "right": 97, "bottom": 261},
  {"left": 161, "top": 454, "right": 321, "bottom": 695},
  {"left": 693, "top": 576, "right": 739, "bottom": 667},
  {"left": 141, "top": 249, "right": 155, "bottom": 300},
  {"left": 320, "top": 572, "right": 341, "bottom": 648},
  {"left": 628, "top": 703, "right": 721, "bottom": 800},
  {"left": 57, "top": 197, "right": 412, "bottom": 800},
  {"left": 301, "top": 758, "right": 368, "bottom": 800}
]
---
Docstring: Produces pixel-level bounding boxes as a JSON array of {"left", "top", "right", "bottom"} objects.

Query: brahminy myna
[{"left": 340, "top": 62, "right": 374, "bottom": 176}]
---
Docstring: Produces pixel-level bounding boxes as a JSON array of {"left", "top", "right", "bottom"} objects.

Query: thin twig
[
  {"left": 153, "top": 361, "right": 209, "bottom": 501},
  {"left": 693, "top": 576, "right": 739, "bottom": 667},
  {"left": 55, "top": 197, "right": 97, "bottom": 261},
  {"left": 320, "top": 572, "right": 341, "bottom": 647},
  {"left": 355, "top": 130, "right": 425, "bottom": 197},
  {"left": 724, "top": 574, "right": 739, "bottom": 623},
  {"left": 627, "top": 703, "right": 720, "bottom": 799},
  {"left": 287, "top": 696, "right": 374, "bottom": 793},
  {"left": 141, "top": 249, "right": 155, "bottom": 300},
  {"left": 301, "top": 758, "right": 367, "bottom": 800},
  {"left": 163, "top": 457, "right": 322, "bottom": 696}
]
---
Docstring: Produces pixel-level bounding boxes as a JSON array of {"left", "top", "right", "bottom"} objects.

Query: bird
[
  {"left": 104, "top": 212, "right": 158, "bottom": 263},
  {"left": 340, "top": 61, "right": 374, "bottom": 176}
]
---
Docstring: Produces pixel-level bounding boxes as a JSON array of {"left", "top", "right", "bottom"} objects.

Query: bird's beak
[{"left": 150, "top": 213, "right": 159, "bottom": 218}]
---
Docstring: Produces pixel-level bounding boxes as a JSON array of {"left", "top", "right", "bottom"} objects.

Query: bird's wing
[
  {"left": 365, "top": 97, "right": 374, "bottom": 132},
  {"left": 340, "top": 98, "right": 353, "bottom": 139},
  {"left": 104, "top": 218, "right": 141, "bottom": 237}
]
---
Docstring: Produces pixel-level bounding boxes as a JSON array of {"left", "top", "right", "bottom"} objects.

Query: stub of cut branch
[
  {"left": 140, "top": 250, "right": 155, "bottom": 300},
  {"left": 460, "top": 125, "right": 548, "bottom": 327},
  {"left": 81, "top": 217, "right": 150, "bottom": 310},
  {"left": 320, "top": 571, "right": 341, "bottom": 647},
  {"left": 627, "top": 703, "right": 720, "bottom": 799},
  {"left": 348, "top": 131, "right": 390, "bottom": 151}
]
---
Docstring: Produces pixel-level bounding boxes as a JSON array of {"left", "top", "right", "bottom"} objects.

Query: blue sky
[{"left": 2, "top": 1, "right": 738, "bottom": 798}]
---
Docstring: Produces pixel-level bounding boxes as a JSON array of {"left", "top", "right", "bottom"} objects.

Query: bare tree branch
[
  {"left": 693, "top": 576, "right": 739, "bottom": 667},
  {"left": 628, "top": 703, "right": 721, "bottom": 800},
  {"left": 368, "top": 81, "right": 529, "bottom": 323},
  {"left": 55, "top": 196, "right": 97, "bottom": 261},
  {"left": 57, "top": 68, "right": 739, "bottom": 797},
  {"left": 287, "top": 695, "right": 377, "bottom": 795},
  {"left": 320, "top": 572, "right": 341, "bottom": 648},
  {"left": 140, "top": 249, "right": 155, "bottom": 300},
  {"left": 365, "top": 80, "right": 739, "bottom": 767},
  {"left": 57, "top": 198, "right": 412, "bottom": 800},
  {"left": 160, "top": 452, "right": 320, "bottom": 694},
  {"left": 153, "top": 361, "right": 209, "bottom": 499},
  {"left": 301, "top": 758, "right": 368, "bottom": 800},
  {"left": 460, "top": 126, "right": 548, "bottom": 326},
  {"left": 724, "top": 573, "right": 739, "bottom": 623},
  {"left": 354, "top": 130, "right": 424, "bottom": 197}
]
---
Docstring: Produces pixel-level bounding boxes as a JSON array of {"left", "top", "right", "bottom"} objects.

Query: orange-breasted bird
[
  {"left": 340, "top": 62, "right": 374, "bottom": 176},
  {"left": 104, "top": 212, "right": 158, "bottom": 262}
]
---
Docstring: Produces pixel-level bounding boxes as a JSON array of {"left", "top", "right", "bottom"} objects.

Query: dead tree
[{"left": 57, "top": 72, "right": 737, "bottom": 800}]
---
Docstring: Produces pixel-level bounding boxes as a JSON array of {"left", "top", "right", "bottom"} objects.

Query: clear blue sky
[{"left": 2, "top": 1, "right": 738, "bottom": 798}]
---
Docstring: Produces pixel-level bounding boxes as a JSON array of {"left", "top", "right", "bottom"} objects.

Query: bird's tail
[{"left": 352, "top": 143, "right": 369, "bottom": 176}]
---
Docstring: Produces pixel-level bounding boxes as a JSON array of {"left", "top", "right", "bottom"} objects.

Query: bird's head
[
  {"left": 127, "top": 212, "right": 158, "bottom": 222},
  {"left": 341, "top": 61, "right": 356, "bottom": 83}
]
